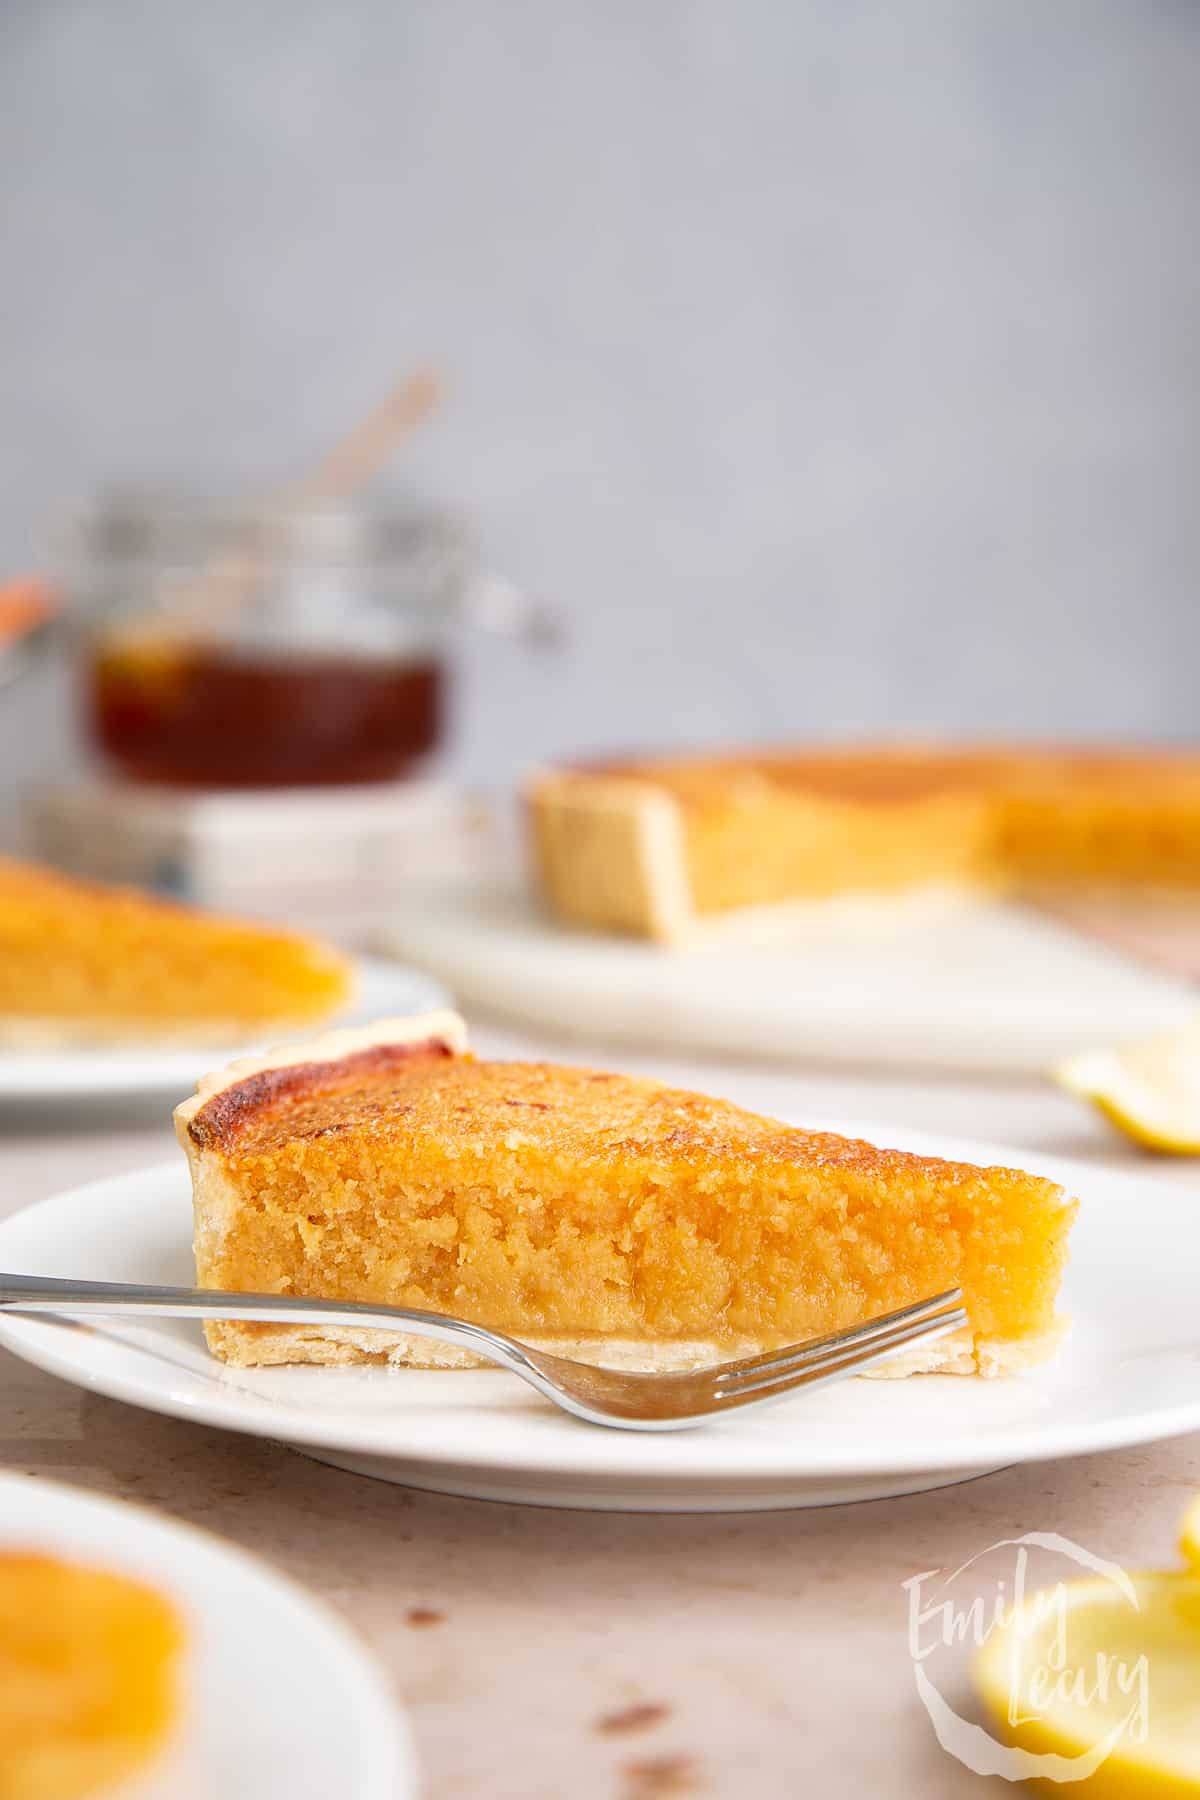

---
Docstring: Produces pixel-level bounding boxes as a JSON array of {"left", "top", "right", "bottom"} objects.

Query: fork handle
[{"left": 0, "top": 1271, "right": 533, "bottom": 1376}]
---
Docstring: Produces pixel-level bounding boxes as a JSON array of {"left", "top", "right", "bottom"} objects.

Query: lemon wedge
[
  {"left": 1180, "top": 1498, "right": 1200, "bottom": 1575},
  {"left": 1055, "top": 1022, "right": 1200, "bottom": 1154},
  {"left": 974, "top": 1570, "right": 1200, "bottom": 1795}
]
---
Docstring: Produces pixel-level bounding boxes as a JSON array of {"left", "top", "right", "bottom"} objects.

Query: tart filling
[{"left": 0, "top": 1550, "right": 183, "bottom": 1797}]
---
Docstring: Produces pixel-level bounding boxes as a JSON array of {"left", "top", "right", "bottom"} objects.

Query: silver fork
[{"left": 0, "top": 1274, "right": 966, "bottom": 1431}]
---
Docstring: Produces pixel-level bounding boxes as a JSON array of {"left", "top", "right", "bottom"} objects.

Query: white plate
[
  {"left": 379, "top": 882, "right": 1197, "bottom": 1074},
  {"left": 0, "top": 1124, "right": 1195, "bottom": 1512},
  {"left": 0, "top": 956, "right": 449, "bottom": 1104},
  {"left": 0, "top": 1471, "right": 414, "bottom": 1798}
]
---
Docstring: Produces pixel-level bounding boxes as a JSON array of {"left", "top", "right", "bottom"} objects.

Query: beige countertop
[{"left": 2, "top": 1018, "right": 1197, "bottom": 1799}]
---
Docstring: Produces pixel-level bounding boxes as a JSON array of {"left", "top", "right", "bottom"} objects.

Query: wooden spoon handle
[{"left": 286, "top": 367, "right": 442, "bottom": 508}]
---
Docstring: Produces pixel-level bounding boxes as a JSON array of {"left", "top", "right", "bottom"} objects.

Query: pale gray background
[{"left": 1, "top": 0, "right": 1198, "bottom": 815}]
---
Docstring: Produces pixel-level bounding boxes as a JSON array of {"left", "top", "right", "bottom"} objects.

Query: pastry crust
[
  {"left": 527, "top": 769, "right": 693, "bottom": 940},
  {"left": 201, "top": 1318, "right": 1060, "bottom": 1377},
  {"left": 174, "top": 1008, "right": 469, "bottom": 1129}
]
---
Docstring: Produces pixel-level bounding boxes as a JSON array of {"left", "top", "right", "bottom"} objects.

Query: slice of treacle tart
[{"left": 175, "top": 1012, "right": 1075, "bottom": 1374}]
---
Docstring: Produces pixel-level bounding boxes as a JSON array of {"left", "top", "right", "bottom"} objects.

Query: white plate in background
[
  {"left": 0, "top": 1471, "right": 414, "bottom": 1799},
  {"left": 378, "top": 881, "right": 1199, "bottom": 1074},
  {"left": 0, "top": 1122, "right": 1194, "bottom": 1510},
  {"left": 0, "top": 956, "right": 449, "bottom": 1104}
]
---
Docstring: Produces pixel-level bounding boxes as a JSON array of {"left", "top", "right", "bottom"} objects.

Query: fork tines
[{"left": 711, "top": 1288, "right": 967, "bottom": 1406}]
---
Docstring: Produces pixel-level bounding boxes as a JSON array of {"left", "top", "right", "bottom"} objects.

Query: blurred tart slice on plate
[
  {"left": 0, "top": 1547, "right": 183, "bottom": 1800},
  {"left": 0, "top": 856, "right": 352, "bottom": 1047},
  {"left": 176, "top": 1012, "right": 1076, "bottom": 1375}
]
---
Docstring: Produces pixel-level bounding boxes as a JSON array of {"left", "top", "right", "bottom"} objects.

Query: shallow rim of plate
[
  {"left": 0, "top": 1122, "right": 1194, "bottom": 1486},
  {"left": 0, "top": 1470, "right": 416, "bottom": 1799}
]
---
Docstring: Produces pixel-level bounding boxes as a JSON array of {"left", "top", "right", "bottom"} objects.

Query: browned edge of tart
[{"left": 187, "top": 1038, "right": 459, "bottom": 1150}]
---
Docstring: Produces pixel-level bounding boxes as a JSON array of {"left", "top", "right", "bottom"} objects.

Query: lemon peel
[
  {"left": 973, "top": 1569, "right": 1200, "bottom": 1796},
  {"left": 1055, "top": 1023, "right": 1200, "bottom": 1155}
]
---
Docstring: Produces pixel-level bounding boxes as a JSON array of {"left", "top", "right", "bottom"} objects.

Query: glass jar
[{"left": 59, "top": 493, "right": 553, "bottom": 788}]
